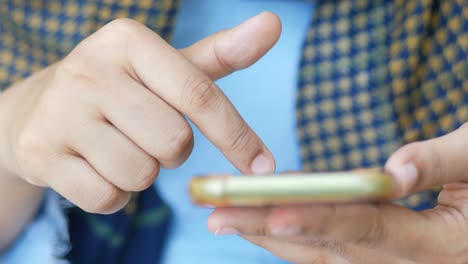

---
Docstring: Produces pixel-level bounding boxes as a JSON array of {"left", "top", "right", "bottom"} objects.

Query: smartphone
[{"left": 189, "top": 168, "right": 394, "bottom": 207}]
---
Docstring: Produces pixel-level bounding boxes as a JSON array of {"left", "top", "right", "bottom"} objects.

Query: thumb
[
  {"left": 180, "top": 12, "right": 282, "bottom": 80},
  {"left": 385, "top": 124, "right": 468, "bottom": 198}
]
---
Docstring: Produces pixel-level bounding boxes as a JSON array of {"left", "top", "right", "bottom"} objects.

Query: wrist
[
  {"left": 0, "top": 66, "right": 55, "bottom": 186},
  {"left": 0, "top": 87, "right": 43, "bottom": 188},
  {"left": 0, "top": 75, "right": 40, "bottom": 182}
]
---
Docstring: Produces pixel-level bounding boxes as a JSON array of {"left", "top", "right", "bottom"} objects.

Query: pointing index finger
[{"left": 118, "top": 19, "right": 275, "bottom": 174}]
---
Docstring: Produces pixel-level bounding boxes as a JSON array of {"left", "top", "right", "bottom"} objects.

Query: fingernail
[
  {"left": 270, "top": 225, "right": 302, "bottom": 236},
  {"left": 214, "top": 227, "right": 239, "bottom": 236},
  {"left": 391, "top": 163, "right": 419, "bottom": 195},
  {"left": 251, "top": 154, "right": 274, "bottom": 174}
]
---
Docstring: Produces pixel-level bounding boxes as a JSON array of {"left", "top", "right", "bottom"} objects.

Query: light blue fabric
[
  {"left": 157, "top": 0, "right": 313, "bottom": 263},
  {"left": 1, "top": 0, "right": 313, "bottom": 263}
]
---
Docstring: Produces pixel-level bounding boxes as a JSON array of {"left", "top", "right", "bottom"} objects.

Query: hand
[
  {"left": 0, "top": 13, "right": 281, "bottom": 214},
  {"left": 208, "top": 124, "right": 468, "bottom": 264}
]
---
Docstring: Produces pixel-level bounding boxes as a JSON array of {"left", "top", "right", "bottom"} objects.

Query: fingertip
[
  {"left": 207, "top": 213, "right": 219, "bottom": 234},
  {"left": 223, "top": 11, "right": 282, "bottom": 69},
  {"left": 257, "top": 11, "right": 282, "bottom": 41},
  {"left": 250, "top": 149, "right": 276, "bottom": 175},
  {"left": 207, "top": 209, "right": 230, "bottom": 234},
  {"left": 182, "top": 11, "right": 282, "bottom": 80},
  {"left": 385, "top": 144, "right": 420, "bottom": 197},
  {"left": 385, "top": 144, "right": 413, "bottom": 168},
  {"left": 387, "top": 163, "right": 419, "bottom": 198}
]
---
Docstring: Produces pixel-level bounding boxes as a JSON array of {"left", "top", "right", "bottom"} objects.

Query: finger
[
  {"left": 114, "top": 17, "right": 277, "bottom": 174},
  {"left": 80, "top": 14, "right": 280, "bottom": 173},
  {"left": 268, "top": 205, "right": 465, "bottom": 263},
  {"left": 96, "top": 77, "right": 193, "bottom": 169},
  {"left": 45, "top": 154, "right": 131, "bottom": 214},
  {"left": 208, "top": 204, "right": 432, "bottom": 258},
  {"left": 242, "top": 235, "right": 351, "bottom": 264},
  {"left": 180, "top": 12, "right": 282, "bottom": 80},
  {"left": 209, "top": 207, "right": 271, "bottom": 236},
  {"left": 385, "top": 123, "right": 468, "bottom": 197},
  {"left": 68, "top": 118, "right": 159, "bottom": 192},
  {"left": 245, "top": 236, "right": 408, "bottom": 264}
]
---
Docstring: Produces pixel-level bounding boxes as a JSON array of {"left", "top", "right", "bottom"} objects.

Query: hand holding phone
[{"left": 189, "top": 169, "right": 394, "bottom": 207}]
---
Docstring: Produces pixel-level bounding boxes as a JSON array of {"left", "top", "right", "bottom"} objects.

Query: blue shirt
[{"left": 1, "top": 0, "right": 314, "bottom": 263}]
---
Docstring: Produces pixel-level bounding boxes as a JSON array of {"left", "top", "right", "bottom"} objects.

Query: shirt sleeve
[{"left": 0, "top": 190, "right": 71, "bottom": 264}]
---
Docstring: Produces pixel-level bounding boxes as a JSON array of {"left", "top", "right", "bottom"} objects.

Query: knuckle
[
  {"left": 182, "top": 74, "right": 220, "bottom": 112},
  {"left": 410, "top": 140, "right": 446, "bottom": 187},
  {"left": 101, "top": 18, "right": 142, "bottom": 40},
  {"left": 355, "top": 205, "right": 386, "bottom": 247},
  {"left": 226, "top": 121, "right": 253, "bottom": 153},
  {"left": 212, "top": 37, "right": 237, "bottom": 73},
  {"left": 68, "top": 18, "right": 145, "bottom": 65},
  {"left": 132, "top": 158, "right": 160, "bottom": 191},
  {"left": 213, "top": 35, "right": 250, "bottom": 72},
  {"left": 15, "top": 128, "right": 44, "bottom": 166},
  {"left": 163, "top": 125, "right": 194, "bottom": 167},
  {"left": 428, "top": 148, "right": 446, "bottom": 184},
  {"left": 88, "top": 185, "right": 123, "bottom": 214}
]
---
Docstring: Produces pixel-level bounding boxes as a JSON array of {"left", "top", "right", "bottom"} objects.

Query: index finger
[{"left": 118, "top": 18, "right": 276, "bottom": 174}]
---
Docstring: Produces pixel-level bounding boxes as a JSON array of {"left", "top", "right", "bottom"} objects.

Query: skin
[
  {"left": 4, "top": 10, "right": 465, "bottom": 263},
  {"left": 209, "top": 126, "right": 468, "bottom": 263},
  {"left": 0, "top": 13, "right": 281, "bottom": 252}
]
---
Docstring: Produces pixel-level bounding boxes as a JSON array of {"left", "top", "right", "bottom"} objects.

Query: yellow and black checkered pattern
[
  {"left": 0, "top": 0, "right": 178, "bottom": 90},
  {"left": 297, "top": 0, "right": 468, "bottom": 209}
]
